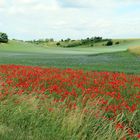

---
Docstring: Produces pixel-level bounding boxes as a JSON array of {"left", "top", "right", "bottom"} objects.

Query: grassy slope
[
  {"left": 128, "top": 46, "right": 140, "bottom": 55},
  {"left": 38, "top": 38, "right": 140, "bottom": 48},
  {"left": 0, "top": 39, "right": 140, "bottom": 74}
]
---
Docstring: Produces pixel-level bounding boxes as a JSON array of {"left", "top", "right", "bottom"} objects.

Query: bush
[
  {"left": 0, "top": 32, "right": 8, "bottom": 43},
  {"left": 106, "top": 40, "right": 113, "bottom": 46},
  {"left": 115, "top": 41, "right": 120, "bottom": 45},
  {"left": 56, "top": 42, "right": 61, "bottom": 46}
]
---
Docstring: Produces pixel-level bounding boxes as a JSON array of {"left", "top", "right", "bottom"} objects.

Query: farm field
[
  {"left": 128, "top": 46, "right": 140, "bottom": 55},
  {"left": 0, "top": 39, "right": 140, "bottom": 140},
  {"left": 0, "top": 40, "right": 140, "bottom": 74}
]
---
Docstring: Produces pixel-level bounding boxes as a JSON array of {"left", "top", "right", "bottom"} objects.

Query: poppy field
[{"left": 0, "top": 64, "right": 140, "bottom": 139}]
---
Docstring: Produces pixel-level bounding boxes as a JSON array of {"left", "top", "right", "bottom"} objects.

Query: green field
[
  {"left": 0, "top": 39, "right": 140, "bottom": 140},
  {"left": 0, "top": 39, "right": 140, "bottom": 74}
]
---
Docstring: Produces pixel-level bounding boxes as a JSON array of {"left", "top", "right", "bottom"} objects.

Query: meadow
[
  {"left": 0, "top": 39, "right": 140, "bottom": 140},
  {"left": 128, "top": 46, "right": 140, "bottom": 55},
  {"left": 0, "top": 40, "right": 140, "bottom": 74}
]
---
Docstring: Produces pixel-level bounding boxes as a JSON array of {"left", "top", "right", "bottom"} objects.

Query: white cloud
[
  {"left": 0, "top": 0, "right": 140, "bottom": 40},
  {"left": 0, "top": 0, "right": 6, "bottom": 9}
]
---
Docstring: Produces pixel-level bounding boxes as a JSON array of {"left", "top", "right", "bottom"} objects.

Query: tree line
[
  {"left": 26, "top": 36, "right": 118, "bottom": 47},
  {"left": 0, "top": 32, "right": 120, "bottom": 47}
]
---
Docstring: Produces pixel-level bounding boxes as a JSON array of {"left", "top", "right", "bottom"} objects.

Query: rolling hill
[{"left": 0, "top": 39, "right": 140, "bottom": 74}]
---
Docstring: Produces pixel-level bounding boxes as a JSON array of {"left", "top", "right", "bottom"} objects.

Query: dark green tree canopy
[
  {"left": 106, "top": 40, "right": 113, "bottom": 46},
  {"left": 0, "top": 32, "right": 8, "bottom": 43}
]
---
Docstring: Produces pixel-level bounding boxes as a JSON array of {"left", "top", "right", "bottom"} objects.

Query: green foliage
[
  {"left": 26, "top": 36, "right": 109, "bottom": 48},
  {"left": 0, "top": 32, "right": 8, "bottom": 43},
  {"left": 27, "top": 38, "right": 54, "bottom": 44},
  {"left": 115, "top": 41, "right": 120, "bottom": 45},
  {"left": 56, "top": 42, "right": 61, "bottom": 46},
  {"left": 106, "top": 40, "right": 113, "bottom": 46},
  {"left": 64, "top": 38, "right": 71, "bottom": 42},
  {"left": 81, "top": 36, "right": 103, "bottom": 45}
]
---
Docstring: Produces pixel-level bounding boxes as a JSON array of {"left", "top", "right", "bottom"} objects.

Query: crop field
[
  {"left": 0, "top": 40, "right": 140, "bottom": 140},
  {"left": 128, "top": 46, "right": 140, "bottom": 55},
  {"left": 0, "top": 40, "right": 140, "bottom": 74}
]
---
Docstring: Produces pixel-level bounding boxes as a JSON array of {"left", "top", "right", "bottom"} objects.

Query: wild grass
[
  {"left": 128, "top": 46, "right": 140, "bottom": 55},
  {"left": 0, "top": 95, "right": 131, "bottom": 140}
]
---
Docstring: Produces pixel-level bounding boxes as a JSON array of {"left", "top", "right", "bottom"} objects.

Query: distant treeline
[
  {"left": 26, "top": 38, "right": 54, "bottom": 44},
  {"left": 0, "top": 32, "right": 120, "bottom": 47},
  {"left": 27, "top": 37, "right": 107, "bottom": 43},
  {"left": 26, "top": 36, "right": 119, "bottom": 47}
]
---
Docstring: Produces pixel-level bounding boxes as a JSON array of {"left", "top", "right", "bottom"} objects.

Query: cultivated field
[
  {"left": 0, "top": 39, "right": 140, "bottom": 74},
  {"left": 0, "top": 39, "right": 140, "bottom": 140},
  {"left": 128, "top": 46, "right": 140, "bottom": 55}
]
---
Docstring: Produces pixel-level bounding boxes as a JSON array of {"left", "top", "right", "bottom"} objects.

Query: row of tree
[
  {"left": 27, "top": 36, "right": 116, "bottom": 47},
  {"left": 0, "top": 33, "right": 120, "bottom": 47},
  {"left": 56, "top": 37, "right": 117, "bottom": 47},
  {"left": 26, "top": 38, "right": 54, "bottom": 44}
]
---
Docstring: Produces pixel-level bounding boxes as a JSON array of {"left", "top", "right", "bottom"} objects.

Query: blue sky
[{"left": 0, "top": 0, "right": 140, "bottom": 40}]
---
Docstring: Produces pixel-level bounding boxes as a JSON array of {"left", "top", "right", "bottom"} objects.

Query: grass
[
  {"left": 0, "top": 40, "right": 140, "bottom": 74},
  {"left": 128, "top": 46, "right": 140, "bottom": 55},
  {"left": 0, "top": 39, "right": 140, "bottom": 140},
  {"left": 0, "top": 95, "right": 130, "bottom": 140}
]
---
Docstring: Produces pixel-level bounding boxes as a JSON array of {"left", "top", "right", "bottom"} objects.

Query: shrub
[
  {"left": 56, "top": 42, "right": 61, "bottom": 46},
  {"left": 115, "top": 41, "right": 120, "bottom": 45},
  {"left": 106, "top": 40, "right": 113, "bottom": 46},
  {"left": 0, "top": 32, "right": 8, "bottom": 43}
]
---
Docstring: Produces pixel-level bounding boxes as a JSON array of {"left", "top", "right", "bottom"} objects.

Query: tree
[
  {"left": 0, "top": 32, "right": 8, "bottom": 43},
  {"left": 56, "top": 42, "right": 61, "bottom": 46},
  {"left": 115, "top": 41, "right": 120, "bottom": 45},
  {"left": 49, "top": 38, "right": 54, "bottom": 42},
  {"left": 93, "top": 36, "right": 102, "bottom": 42},
  {"left": 106, "top": 40, "right": 113, "bottom": 46},
  {"left": 65, "top": 38, "right": 71, "bottom": 42}
]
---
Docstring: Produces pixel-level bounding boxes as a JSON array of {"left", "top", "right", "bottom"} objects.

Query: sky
[{"left": 0, "top": 0, "right": 140, "bottom": 40}]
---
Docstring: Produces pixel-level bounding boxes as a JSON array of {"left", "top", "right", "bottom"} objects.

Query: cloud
[
  {"left": 0, "top": 0, "right": 140, "bottom": 40},
  {"left": 0, "top": 0, "right": 6, "bottom": 9}
]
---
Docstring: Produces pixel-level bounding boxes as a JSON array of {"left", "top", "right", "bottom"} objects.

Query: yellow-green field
[{"left": 128, "top": 46, "right": 140, "bottom": 55}]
